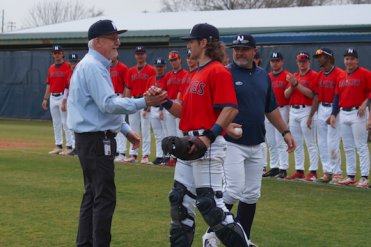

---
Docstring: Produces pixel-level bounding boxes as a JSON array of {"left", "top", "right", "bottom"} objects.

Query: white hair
[{"left": 88, "top": 39, "right": 94, "bottom": 49}]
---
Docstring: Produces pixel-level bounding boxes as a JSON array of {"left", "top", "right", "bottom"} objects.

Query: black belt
[
  {"left": 75, "top": 131, "right": 117, "bottom": 137},
  {"left": 321, "top": 103, "right": 332, "bottom": 107},
  {"left": 133, "top": 96, "right": 143, "bottom": 99},
  {"left": 279, "top": 105, "right": 287, "bottom": 108},
  {"left": 342, "top": 106, "right": 359, "bottom": 112},
  {"left": 51, "top": 93, "right": 64, "bottom": 97},
  {"left": 290, "top": 105, "right": 306, "bottom": 109},
  {"left": 183, "top": 131, "right": 200, "bottom": 137}
]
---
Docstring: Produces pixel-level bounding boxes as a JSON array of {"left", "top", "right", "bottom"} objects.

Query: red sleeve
[
  {"left": 363, "top": 68, "right": 371, "bottom": 91},
  {"left": 310, "top": 72, "right": 319, "bottom": 93},
  {"left": 125, "top": 69, "right": 132, "bottom": 89},
  {"left": 211, "top": 66, "right": 237, "bottom": 109},
  {"left": 335, "top": 73, "right": 342, "bottom": 95},
  {"left": 65, "top": 70, "right": 72, "bottom": 89},
  {"left": 46, "top": 66, "right": 52, "bottom": 84}
]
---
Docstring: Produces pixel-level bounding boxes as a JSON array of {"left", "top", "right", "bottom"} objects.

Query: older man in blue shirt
[{"left": 68, "top": 20, "right": 167, "bottom": 247}]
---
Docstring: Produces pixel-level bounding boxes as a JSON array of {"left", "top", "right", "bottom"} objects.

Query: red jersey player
[
  {"left": 42, "top": 45, "right": 73, "bottom": 155},
  {"left": 330, "top": 48, "right": 371, "bottom": 188},
  {"left": 177, "top": 49, "right": 198, "bottom": 103},
  {"left": 284, "top": 51, "right": 319, "bottom": 181}
]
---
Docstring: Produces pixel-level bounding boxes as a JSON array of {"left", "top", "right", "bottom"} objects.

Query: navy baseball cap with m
[
  {"left": 135, "top": 46, "right": 146, "bottom": 54},
  {"left": 296, "top": 51, "right": 310, "bottom": 61},
  {"left": 269, "top": 51, "right": 284, "bottom": 60},
  {"left": 344, "top": 47, "right": 358, "bottom": 58},
  {"left": 68, "top": 52, "right": 79, "bottom": 61},
  {"left": 230, "top": 33, "right": 256, "bottom": 49},
  {"left": 52, "top": 45, "right": 63, "bottom": 52},
  {"left": 153, "top": 57, "right": 166, "bottom": 66},
  {"left": 181, "top": 23, "right": 219, "bottom": 41},
  {"left": 88, "top": 20, "right": 127, "bottom": 40}
]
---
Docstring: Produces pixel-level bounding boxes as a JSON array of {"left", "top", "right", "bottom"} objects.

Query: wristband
[
  {"left": 294, "top": 82, "right": 299, "bottom": 87},
  {"left": 202, "top": 129, "right": 217, "bottom": 143},
  {"left": 282, "top": 130, "right": 291, "bottom": 137},
  {"left": 162, "top": 97, "right": 173, "bottom": 110}
]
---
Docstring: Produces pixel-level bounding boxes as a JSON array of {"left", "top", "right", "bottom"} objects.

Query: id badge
[{"left": 103, "top": 139, "right": 111, "bottom": 156}]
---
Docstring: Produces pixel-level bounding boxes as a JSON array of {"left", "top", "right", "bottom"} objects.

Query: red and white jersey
[
  {"left": 125, "top": 64, "right": 156, "bottom": 97},
  {"left": 110, "top": 62, "right": 129, "bottom": 94},
  {"left": 335, "top": 67, "right": 371, "bottom": 108},
  {"left": 164, "top": 68, "right": 188, "bottom": 100},
  {"left": 287, "top": 70, "right": 318, "bottom": 106},
  {"left": 146, "top": 74, "right": 167, "bottom": 91},
  {"left": 314, "top": 67, "right": 343, "bottom": 103},
  {"left": 269, "top": 70, "right": 290, "bottom": 107},
  {"left": 179, "top": 61, "right": 238, "bottom": 134},
  {"left": 179, "top": 69, "right": 198, "bottom": 101},
  {"left": 47, "top": 62, "right": 71, "bottom": 93}
]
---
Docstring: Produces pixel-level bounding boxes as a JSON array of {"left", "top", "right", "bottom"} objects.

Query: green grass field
[{"left": 1, "top": 119, "right": 371, "bottom": 247}]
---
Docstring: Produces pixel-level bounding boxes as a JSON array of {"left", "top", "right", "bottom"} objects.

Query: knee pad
[
  {"left": 196, "top": 188, "right": 225, "bottom": 228},
  {"left": 215, "top": 221, "right": 249, "bottom": 247},
  {"left": 169, "top": 181, "right": 195, "bottom": 223},
  {"left": 169, "top": 223, "right": 195, "bottom": 247}
]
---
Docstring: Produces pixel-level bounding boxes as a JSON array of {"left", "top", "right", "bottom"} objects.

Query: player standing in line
[
  {"left": 109, "top": 54, "right": 129, "bottom": 162},
  {"left": 263, "top": 51, "right": 291, "bottom": 179},
  {"left": 162, "top": 51, "right": 188, "bottom": 167},
  {"left": 42, "top": 45, "right": 73, "bottom": 155},
  {"left": 123, "top": 46, "right": 155, "bottom": 164},
  {"left": 204, "top": 34, "right": 295, "bottom": 247},
  {"left": 308, "top": 48, "right": 344, "bottom": 184},
  {"left": 330, "top": 48, "right": 371, "bottom": 188},
  {"left": 177, "top": 49, "right": 198, "bottom": 104},
  {"left": 159, "top": 23, "right": 250, "bottom": 247},
  {"left": 284, "top": 51, "right": 319, "bottom": 181},
  {"left": 61, "top": 52, "right": 80, "bottom": 156},
  {"left": 142, "top": 57, "right": 169, "bottom": 165},
  {"left": 222, "top": 50, "right": 230, "bottom": 66},
  {"left": 253, "top": 51, "right": 262, "bottom": 67}
]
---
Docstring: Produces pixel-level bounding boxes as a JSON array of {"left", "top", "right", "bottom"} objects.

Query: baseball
[{"left": 234, "top": 127, "right": 243, "bottom": 134}]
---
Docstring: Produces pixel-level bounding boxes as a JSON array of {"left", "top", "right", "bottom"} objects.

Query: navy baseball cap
[
  {"left": 230, "top": 33, "right": 256, "bottom": 49},
  {"left": 52, "top": 45, "right": 63, "bottom": 52},
  {"left": 68, "top": 52, "right": 79, "bottom": 60},
  {"left": 296, "top": 51, "right": 310, "bottom": 61},
  {"left": 254, "top": 51, "right": 260, "bottom": 59},
  {"left": 313, "top": 47, "right": 334, "bottom": 58},
  {"left": 186, "top": 49, "right": 191, "bottom": 57},
  {"left": 88, "top": 20, "right": 127, "bottom": 40},
  {"left": 344, "top": 48, "right": 358, "bottom": 58},
  {"left": 169, "top": 51, "right": 180, "bottom": 60},
  {"left": 180, "top": 23, "right": 219, "bottom": 41},
  {"left": 135, "top": 46, "right": 146, "bottom": 54},
  {"left": 269, "top": 51, "right": 284, "bottom": 60},
  {"left": 153, "top": 57, "right": 166, "bottom": 66}
]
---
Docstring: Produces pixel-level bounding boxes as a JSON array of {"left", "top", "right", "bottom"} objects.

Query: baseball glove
[{"left": 162, "top": 136, "right": 208, "bottom": 161}]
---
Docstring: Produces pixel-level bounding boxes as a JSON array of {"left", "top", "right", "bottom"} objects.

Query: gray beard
[{"left": 234, "top": 57, "right": 253, "bottom": 68}]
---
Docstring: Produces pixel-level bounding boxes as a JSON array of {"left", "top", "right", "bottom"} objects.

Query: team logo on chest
[{"left": 235, "top": 81, "right": 243, "bottom": 86}]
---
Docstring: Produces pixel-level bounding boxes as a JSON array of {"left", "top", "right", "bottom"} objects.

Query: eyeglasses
[
  {"left": 297, "top": 54, "right": 309, "bottom": 60},
  {"left": 316, "top": 50, "right": 332, "bottom": 56},
  {"left": 53, "top": 51, "right": 62, "bottom": 55},
  {"left": 69, "top": 60, "right": 78, "bottom": 63},
  {"left": 232, "top": 40, "right": 250, "bottom": 44},
  {"left": 100, "top": 36, "right": 120, "bottom": 43},
  {"left": 169, "top": 53, "right": 179, "bottom": 59}
]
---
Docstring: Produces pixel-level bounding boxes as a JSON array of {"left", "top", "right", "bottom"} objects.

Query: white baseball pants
[
  {"left": 317, "top": 104, "right": 342, "bottom": 174},
  {"left": 289, "top": 106, "right": 319, "bottom": 171},
  {"left": 150, "top": 107, "right": 167, "bottom": 158},
  {"left": 265, "top": 105, "right": 290, "bottom": 170},
  {"left": 340, "top": 109, "right": 370, "bottom": 176},
  {"left": 223, "top": 142, "right": 263, "bottom": 205},
  {"left": 64, "top": 99, "right": 75, "bottom": 148},
  {"left": 164, "top": 108, "right": 178, "bottom": 137},
  {"left": 174, "top": 133, "right": 232, "bottom": 228},
  {"left": 260, "top": 142, "right": 268, "bottom": 168},
  {"left": 175, "top": 117, "right": 183, "bottom": 137},
  {"left": 50, "top": 95, "right": 73, "bottom": 147},
  {"left": 115, "top": 115, "right": 127, "bottom": 154},
  {"left": 128, "top": 106, "right": 151, "bottom": 156}
]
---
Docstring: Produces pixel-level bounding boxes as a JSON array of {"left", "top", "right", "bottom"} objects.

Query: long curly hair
[{"left": 203, "top": 39, "right": 226, "bottom": 63}]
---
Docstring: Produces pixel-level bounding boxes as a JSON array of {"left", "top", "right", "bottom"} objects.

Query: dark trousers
[{"left": 75, "top": 132, "right": 117, "bottom": 247}]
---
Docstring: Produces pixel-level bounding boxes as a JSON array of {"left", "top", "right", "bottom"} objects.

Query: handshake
[{"left": 143, "top": 86, "right": 168, "bottom": 107}]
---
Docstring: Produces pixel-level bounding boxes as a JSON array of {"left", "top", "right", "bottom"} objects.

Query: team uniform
[
  {"left": 110, "top": 61, "right": 129, "bottom": 160},
  {"left": 286, "top": 69, "right": 319, "bottom": 180},
  {"left": 125, "top": 64, "right": 155, "bottom": 160},
  {"left": 179, "top": 69, "right": 197, "bottom": 102},
  {"left": 47, "top": 61, "right": 73, "bottom": 151}
]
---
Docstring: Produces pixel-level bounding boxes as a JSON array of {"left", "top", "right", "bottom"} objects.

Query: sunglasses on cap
[
  {"left": 53, "top": 51, "right": 62, "bottom": 55},
  {"left": 69, "top": 60, "right": 78, "bottom": 63},
  {"left": 232, "top": 40, "right": 250, "bottom": 44},
  {"left": 315, "top": 50, "right": 332, "bottom": 56},
  {"left": 169, "top": 53, "right": 180, "bottom": 59},
  {"left": 297, "top": 54, "right": 309, "bottom": 60}
]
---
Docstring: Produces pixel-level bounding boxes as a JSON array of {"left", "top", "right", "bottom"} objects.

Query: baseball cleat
[
  {"left": 163, "top": 159, "right": 176, "bottom": 167},
  {"left": 262, "top": 168, "right": 279, "bottom": 178},
  {"left": 276, "top": 170, "right": 287, "bottom": 179},
  {"left": 122, "top": 155, "right": 138, "bottom": 163},
  {"left": 114, "top": 153, "right": 125, "bottom": 162},
  {"left": 202, "top": 231, "right": 220, "bottom": 247},
  {"left": 66, "top": 149, "right": 77, "bottom": 156},
  {"left": 49, "top": 147, "right": 63, "bottom": 154},
  {"left": 313, "top": 173, "right": 332, "bottom": 183},
  {"left": 329, "top": 174, "right": 343, "bottom": 184},
  {"left": 335, "top": 176, "right": 357, "bottom": 186},
  {"left": 59, "top": 147, "right": 72, "bottom": 155},
  {"left": 303, "top": 173, "right": 317, "bottom": 182},
  {"left": 356, "top": 177, "right": 369, "bottom": 188},
  {"left": 284, "top": 171, "right": 305, "bottom": 180},
  {"left": 140, "top": 155, "right": 150, "bottom": 164},
  {"left": 249, "top": 240, "right": 259, "bottom": 247},
  {"left": 262, "top": 167, "right": 267, "bottom": 175},
  {"left": 151, "top": 157, "right": 163, "bottom": 165}
]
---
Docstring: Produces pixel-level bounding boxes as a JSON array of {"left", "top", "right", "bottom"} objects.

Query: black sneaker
[
  {"left": 163, "top": 157, "right": 170, "bottom": 164},
  {"left": 262, "top": 168, "right": 279, "bottom": 178},
  {"left": 276, "top": 170, "right": 287, "bottom": 179},
  {"left": 67, "top": 149, "right": 77, "bottom": 156},
  {"left": 152, "top": 157, "right": 163, "bottom": 165}
]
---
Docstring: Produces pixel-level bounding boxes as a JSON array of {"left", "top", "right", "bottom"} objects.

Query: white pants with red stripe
[
  {"left": 340, "top": 108, "right": 370, "bottom": 176},
  {"left": 317, "top": 104, "right": 342, "bottom": 174},
  {"left": 265, "top": 105, "right": 290, "bottom": 170},
  {"left": 50, "top": 95, "right": 73, "bottom": 147},
  {"left": 289, "top": 106, "right": 319, "bottom": 171},
  {"left": 128, "top": 105, "right": 151, "bottom": 156},
  {"left": 150, "top": 107, "right": 167, "bottom": 158},
  {"left": 223, "top": 142, "right": 263, "bottom": 205}
]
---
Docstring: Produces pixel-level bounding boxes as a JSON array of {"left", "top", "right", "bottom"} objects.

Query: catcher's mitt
[{"left": 162, "top": 136, "right": 208, "bottom": 161}]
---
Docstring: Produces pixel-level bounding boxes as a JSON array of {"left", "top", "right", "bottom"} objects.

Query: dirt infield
[{"left": 0, "top": 138, "right": 48, "bottom": 149}]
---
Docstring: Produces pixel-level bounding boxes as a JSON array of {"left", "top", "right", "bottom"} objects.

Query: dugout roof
[{"left": 0, "top": 4, "right": 371, "bottom": 49}]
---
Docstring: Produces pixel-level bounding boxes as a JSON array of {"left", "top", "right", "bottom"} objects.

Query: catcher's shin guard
[
  {"left": 169, "top": 223, "right": 195, "bottom": 247},
  {"left": 196, "top": 188, "right": 249, "bottom": 247}
]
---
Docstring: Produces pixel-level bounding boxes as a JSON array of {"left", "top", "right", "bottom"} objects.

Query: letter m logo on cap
[
  {"left": 72, "top": 54, "right": 76, "bottom": 58},
  {"left": 157, "top": 59, "right": 162, "bottom": 63},
  {"left": 272, "top": 53, "right": 278, "bottom": 58},
  {"left": 348, "top": 49, "right": 353, "bottom": 53},
  {"left": 54, "top": 46, "right": 58, "bottom": 50},
  {"left": 111, "top": 22, "right": 117, "bottom": 30},
  {"left": 237, "top": 36, "right": 244, "bottom": 42}
]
